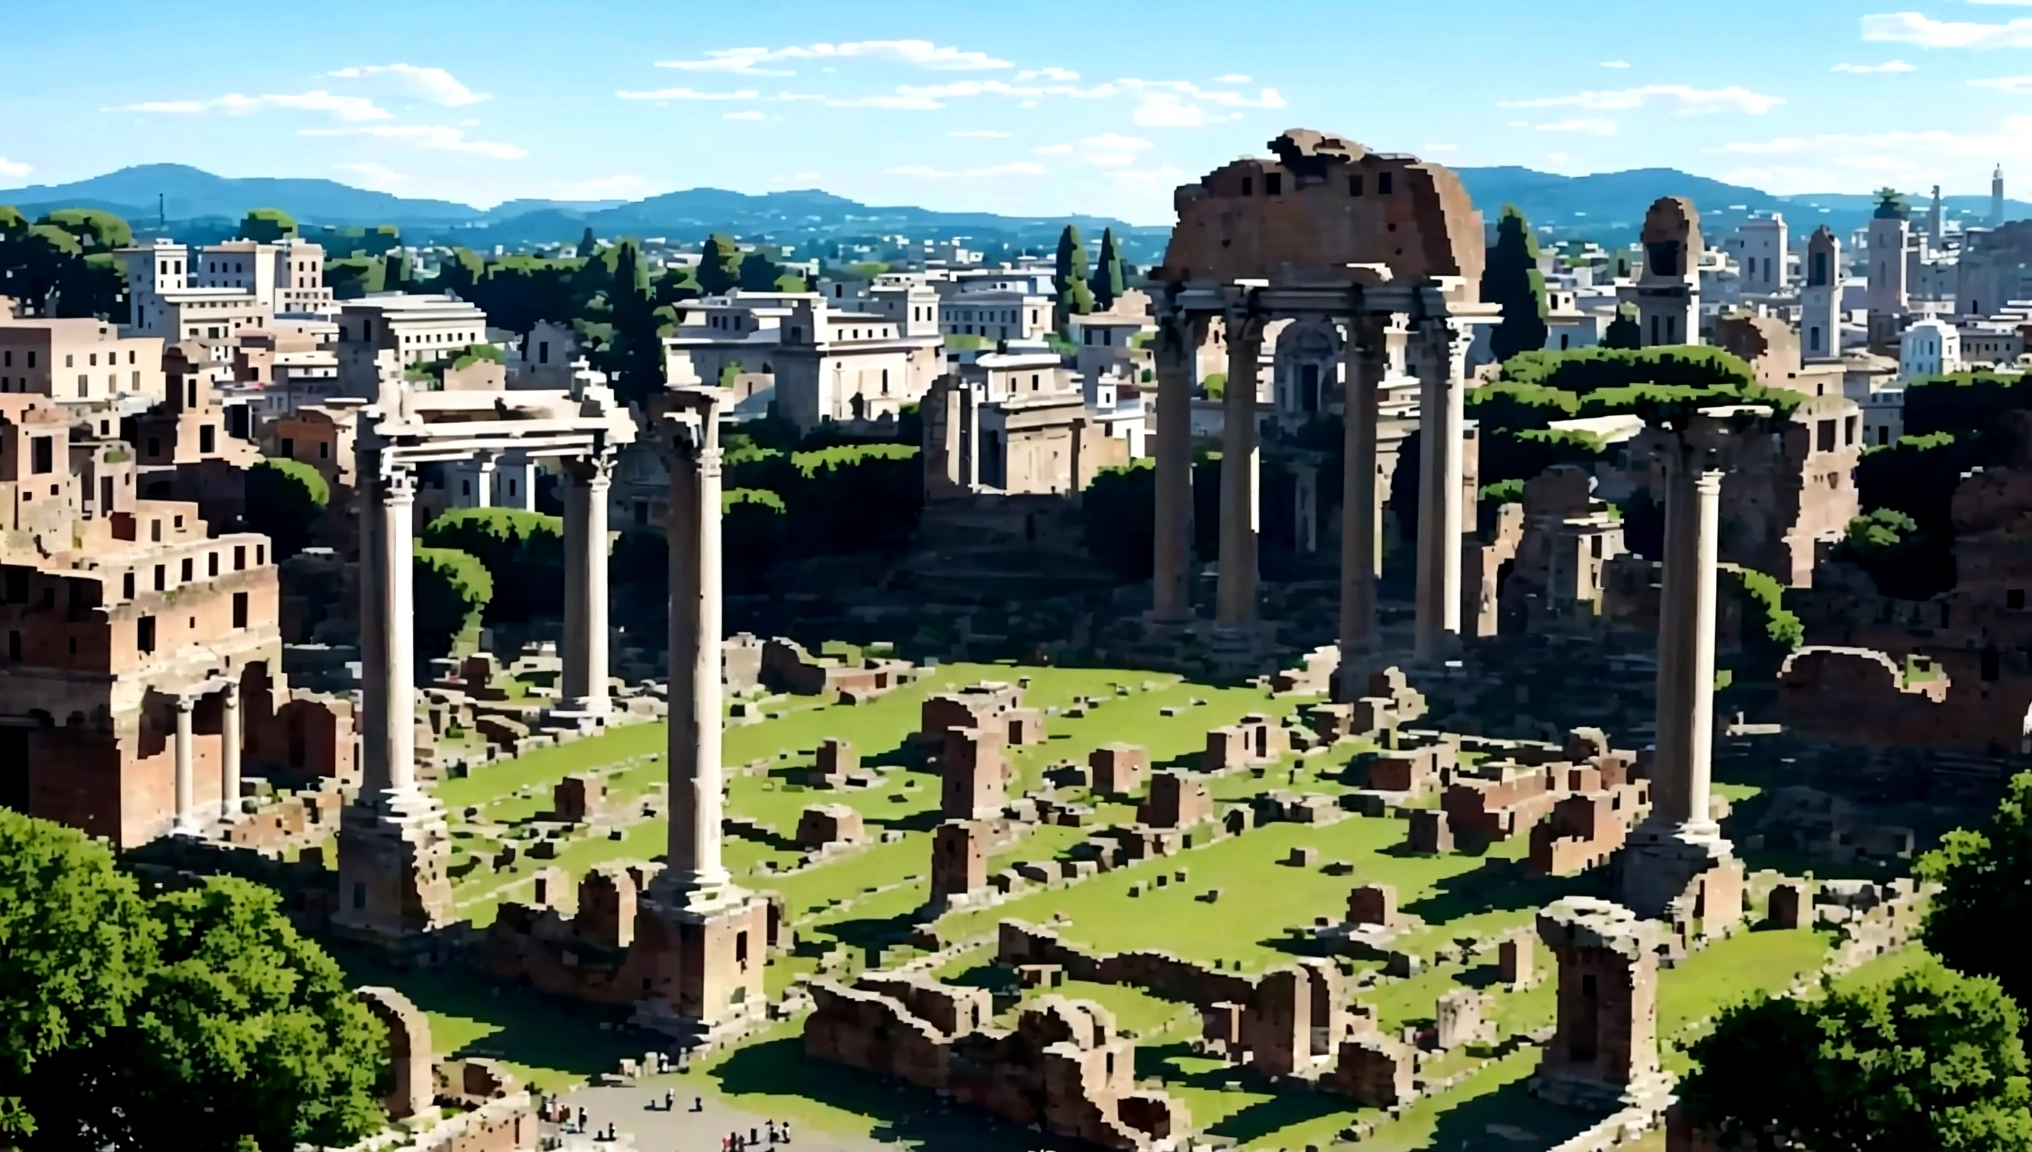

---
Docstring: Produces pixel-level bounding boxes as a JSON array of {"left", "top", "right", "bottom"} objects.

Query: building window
[
  {"left": 208, "top": 553, "right": 219, "bottom": 578},
  {"left": 6, "top": 631, "right": 17, "bottom": 661},
  {"left": 30, "top": 436, "right": 52, "bottom": 475},
  {"left": 233, "top": 591, "right": 249, "bottom": 629},
  {"left": 1265, "top": 172, "right": 1283, "bottom": 196},
  {"left": 137, "top": 616, "right": 156, "bottom": 654},
  {"left": 1348, "top": 174, "right": 1364, "bottom": 196},
  {"left": 234, "top": 545, "right": 245, "bottom": 571},
  {"left": 200, "top": 426, "right": 215, "bottom": 454},
  {"left": 180, "top": 558, "right": 193, "bottom": 583},
  {"left": 1378, "top": 171, "right": 1394, "bottom": 194},
  {"left": 123, "top": 572, "right": 135, "bottom": 599},
  {"left": 153, "top": 564, "right": 165, "bottom": 591}
]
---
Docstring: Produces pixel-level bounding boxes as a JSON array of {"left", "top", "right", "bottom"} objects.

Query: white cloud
[
  {"left": 1016, "top": 67, "right": 1079, "bottom": 81},
  {"left": 300, "top": 124, "right": 526, "bottom": 159},
  {"left": 948, "top": 129, "right": 1011, "bottom": 138},
  {"left": 1832, "top": 60, "right": 1916, "bottom": 73},
  {"left": 0, "top": 157, "right": 33, "bottom": 179},
  {"left": 1971, "top": 75, "right": 2032, "bottom": 91},
  {"left": 1032, "top": 143, "right": 1074, "bottom": 155},
  {"left": 1133, "top": 94, "right": 1214, "bottom": 127},
  {"left": 657, "top": 41, "right": 1011, "bottom": 75},
  {"left": 1213, "top": 73, "right": 1252, "bottom": 83},
  {"left": 1500, "top": 84, "right": 1783, "bottom": 115},
  {"left": 1601, "top": 60, "right": 1630, "bottom": 69},
  {"left": 331, "top": 161, "right": 406, "bottom": 187},
  {"left": 1536, "top": 118, "right": 1619, "bottom": 136},
  {"left": 615, "top": 87, "right": 762, "bottom": 101},
  {"left": 111, "top": 91, "right": 390, "bottom": 121},
  {"left": 1861, "top": 11, "right": 2032, "bottom": 48},
  {"left": 887, "top": 162, "right": 1047, "bottom": 178},
  {"left": 1078, "top": 132, "right": 1153, "bottom": 167},
  {"left": 824, "top": 93, "right": 945, "bottom": 109},
  {"left": 1107, "top": 165, "right": 1188, "bottom": 189},
  {"left": 723, "top": 110, "right": 769, "bottom": 120},
  {"left": 328, "top": 64, "right": 490, "bottom": 106},
  {"left": 1709, "top": 117, "right": 2032, "bottom": 191}
]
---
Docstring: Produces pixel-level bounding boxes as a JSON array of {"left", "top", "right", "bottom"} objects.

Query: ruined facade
[{"left": 1532, "top": 897, "right": 1667, "bottom": 1111}]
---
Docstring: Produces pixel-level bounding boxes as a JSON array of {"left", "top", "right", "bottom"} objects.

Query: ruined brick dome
[{"left": 1153, "top": 129, "right": 1485, "bottom": 297}]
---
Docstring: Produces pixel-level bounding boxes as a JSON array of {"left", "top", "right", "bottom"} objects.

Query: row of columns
[
  {"left": 1149, "top": 296, "right": 1469, "bottom": 673},
  {"left": 357, "top": 450, "right": 615, "bottom": 800},
  {"left": 169, "top": 681, "right": 240, "bottom": 836}
]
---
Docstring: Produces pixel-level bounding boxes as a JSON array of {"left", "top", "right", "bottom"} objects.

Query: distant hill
[{"left": 6, "top": 161, "right": 2024, "bottom": 255}]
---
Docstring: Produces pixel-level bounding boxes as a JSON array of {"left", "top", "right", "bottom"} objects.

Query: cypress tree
[
  {"left": 1089, "top": 227, "right": 1126, "bottom": 310},
  {"left": 698, "top": 234, "right": 743, "bottom": 296},
  {"left": 1053, "top": 224, "right": 1093, "bottom": 330},
  {"left": 1602, "top": 305, "right": 1642, "bottom": 350},
  {"left": 1481, "top": 204, "right": 1549, "bottom": 362},
  {"left": 576, "top": 227, "right": 598, "bottom": 259}
]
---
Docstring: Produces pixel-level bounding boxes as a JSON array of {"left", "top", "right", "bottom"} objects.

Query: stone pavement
[{"left": 554, "top": 1079, "right": 893, "bottom": 1152}]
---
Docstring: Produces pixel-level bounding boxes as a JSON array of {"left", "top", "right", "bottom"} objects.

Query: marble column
[
  {"left": 219, "top": 683, "right": 241, "bottom": 818},
  {"left": 1337, "top": 316, "right": 1383, "bottom": 699},
  {"left": 561, "top": 454, "right": 614, "bottom": 715},
  {"left": 665, "top": 392, "right": 731, "bottom": 897},
  {"left": 1216, "top": 308, "right": 1265, "bottom": 627},
  {"left": 1414, "top": 320, "right": 1465, "bottom": 663},
  {"left": 1152, "top": 310, "right": 1200, "bottom": 621},
  {"left": 172, "top": 694, "right": 197, "bottom": 835},
  {"left": 360, "top": 465, "right": 417, "bottom": 795},
  {"left": 473, "top": 454, "right": 496, "bottom": 508},
  {"left": 1653, "top": 452, "right": 1723, "bottom": 835}
]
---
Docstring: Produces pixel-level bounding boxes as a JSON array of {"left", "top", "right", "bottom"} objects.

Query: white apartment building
[
  {"left": 1899, "top": 318, "right": 1961, "bottom": 382},
  {"left": 662, "top": 292, "right": 943, "bottom": 434},
  {"left": 941, "top": 290, "right": 1051, "bottom": 343},
  {"left": 1732, "top": 215, "right": 1789, "bottom": 295},
  {"left": 118, "top": 238, "right": 335, "bottom": 345},
  {"left": 0, "top": 319, "right": 166, "bottom": 404},
  {"left": 334, "top": 294, "right": 493, "bottom": 398}
]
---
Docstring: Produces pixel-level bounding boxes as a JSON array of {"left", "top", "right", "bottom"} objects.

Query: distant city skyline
[{"left": 3, "top": 0, "right": 2029, "bottom": 224}]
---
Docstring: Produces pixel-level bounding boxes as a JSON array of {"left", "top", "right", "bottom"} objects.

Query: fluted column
[
  {"left": 1216, "top": 306, "right": 1265, "bottom": 627},
  {"left": 1152, "top": 309, "right": 1201, "bottom": 621},
  {"left": 561, "top": 453, "right": 614, "bottom": 715},
  {"left": 360, "top": 464, "right": 417, "bottom": 795},
  {"left": 172, "top": 695, "right": 197, "bottom": 835},
  {"left": 664, "top": 392, "right": 731, "bottom": 896},
  {"left": 219, "top": 683, "right": 241, "bottom": 818},
  {"left": 1414, "top": 320, "right": 1465, "bottom": 663},
  {"left": 1337, "top": 315, "right": 1383, "bottom": 698}
]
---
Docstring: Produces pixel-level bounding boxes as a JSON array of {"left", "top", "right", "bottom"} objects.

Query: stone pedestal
[
  {"left": 1613, "top": 829, "right": 1743, "bottom": 930},
  {"left": 1531, "top": 897, "right": 1671, "bottom": 1113},
  {"left": 333, "top": 787, "right": 455, "bottom": 943},
  {"left": 630, "top": 885, "right": 772, "bottom": 1045}
]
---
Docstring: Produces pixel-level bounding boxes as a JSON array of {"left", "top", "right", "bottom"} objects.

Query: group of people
[{"left": 721, "top": 1120, "right": 792, "bottom": 1149}]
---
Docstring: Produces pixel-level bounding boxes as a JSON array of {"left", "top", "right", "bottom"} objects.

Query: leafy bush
[
  {"left": 244, "top": 458, "right": 330, "bottom": 560},
  {"left": 419, "top": 508, "right": 563, "bottom": 623},
  {"left": 413, "top": 547, "right": 493, "bottom": 660}
]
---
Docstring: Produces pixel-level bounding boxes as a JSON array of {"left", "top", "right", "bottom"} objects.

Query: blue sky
[{"left": 2, "top": 0, "right": 2030, "bottom": 222}]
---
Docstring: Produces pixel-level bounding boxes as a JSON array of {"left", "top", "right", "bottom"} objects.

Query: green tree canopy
[
  {"left": 97, "top": 878, "right": 388, "bottom": 1150},
  {"left": 36, "top": 208, "right": 132, "bottom": 252},
  {"left": 414, "top": 546, "right": 493, "bottom": 660},
  {"left": 1680, "top": 962, "right": 2032, "bottom": 1152},
  {"left": 737, "top": 248, "right": 786, "bottom": 293},
  {"left": 1079, "top": 461, "right": 1155, "bottom": 582},
  {"left": 1500, "top": 346, "right": 1756, "bottom": 395},
  {"left": 1833, "top": 507, "right": 1955, "bottom": 600},
  {"left": 1602, "top": 305, "right": 1642, "bottom": 350},
  {"left": 1923, "top": 771, "right": 2032, "bottom": 1019},
  {"left": 698, "top": 234, "right": 742, "bottom": 296},
  {"left": 437, "top": 247, "right": 484, "bottom": 297},
  {"left": 419, "top": 507, "right": 565, "bottom": 623},
  {"left": 0, "top": 811, "right": 158, "bottom": 1141},
  {"left": 239, "top": 208, "right": 297, "bottom": 244},
  {"left": 1721, "top": 564, "right": 1803, "bottom": 681},
  {"left": 0, "top": 205, "right": 25, "bottom": 237},
  {"left": 1088, "top": 227, "right": 1126, "bottom": 311},
  {"left": 605, "top": 239, "right": 668, "bottom": 404},
  {"left": 1482, "top": 204, "right": 1550, "bottom": 362},
  {"left": 243, "top": 458, "right": 331, "bottom": 560}
]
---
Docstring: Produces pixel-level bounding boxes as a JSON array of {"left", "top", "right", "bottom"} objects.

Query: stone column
[
  {"left": 219, "top": 683, "right": 241, "bottom": 818},
  {"left": 172, "top": 694, "right": 197, "bottom": 835},
  {"left": 561, "top": 454, "right": 614, "bottom": 715},
  {"left": 1414, "top": 320, "right": 1465, "bottom": 663},
  {"left": 1337, "top": 316, "right": 1383, "bottom": 699},
  {"left": 665, "top": 392, "right": 731, "bottom": 896},
  {"left": 361, "top": 465, "right": 417, "bottom": 795},
  {"left": 1654, "top": 455, "right": 1724, "bottom": 835},
  {"left": 472, "top": 454, "right": 495, "bottom": 508},
  {"left": 1152, "top": 310, "right": 1200, "bottom": 621},
  {"left": 1216, "top": 307, "right": 1265, "bottom": 627}
]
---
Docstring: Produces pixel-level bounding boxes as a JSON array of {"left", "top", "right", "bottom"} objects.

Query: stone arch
[{"left": 354, "top": 986, "right": 433, "bottom": 1120}]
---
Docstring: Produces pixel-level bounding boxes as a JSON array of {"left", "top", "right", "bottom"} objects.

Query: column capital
[
  {"left": 173, "top": 693, "right": 196, "bottom": 714},
  {"left": 376, "top": 463, "right": 417, "bottom": 505},
  {"left": 220, "top": 681, "right": 239, "bottom": 702},
  {"left": 1693, "top": 468, "right": 1725, "bottom": 496},
  {"left": 564, "top": 451, "right": 617, "bottom": 488}
]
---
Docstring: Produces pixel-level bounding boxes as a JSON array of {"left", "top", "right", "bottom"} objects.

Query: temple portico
[
  {"left": 1141, "top": 131, "right": 1496, "bottom": 686},
  {"left": 336, "top": 376, "right": 634, "bottom": 943}
]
